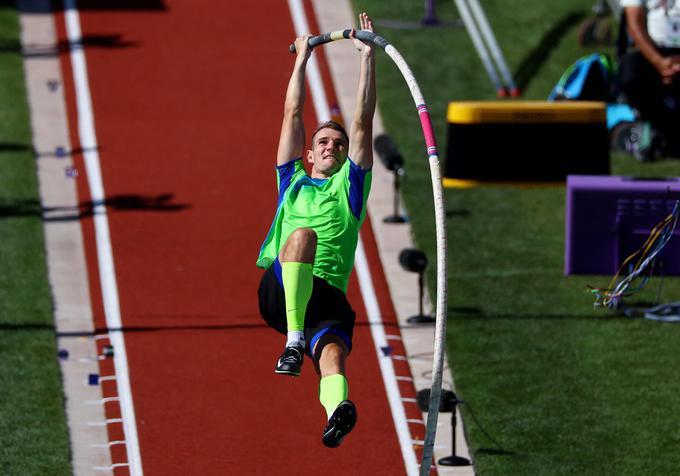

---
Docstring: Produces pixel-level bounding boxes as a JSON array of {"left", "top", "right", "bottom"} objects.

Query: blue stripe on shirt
[
  {"left": 277, "top": 158, "right": 300, "bottom": 206},
  {"left": 348, "top": 158, "right": 369, "bottom": 220}
]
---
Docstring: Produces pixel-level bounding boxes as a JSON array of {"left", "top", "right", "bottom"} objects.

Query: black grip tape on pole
[{"left": 288, "top": 29, "right": 388, "bottom": 53}]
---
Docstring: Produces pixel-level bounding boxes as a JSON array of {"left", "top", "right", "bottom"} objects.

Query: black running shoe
[
  {"left": 322, "top": 400, "right": 357, "bottom": 448},
  {"left": 274, "top": 344, "right": 304, "bottom": 376}
]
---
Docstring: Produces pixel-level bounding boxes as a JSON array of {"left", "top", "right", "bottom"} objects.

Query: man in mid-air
[{"left": 257, "top": 12, "right": 376, "bottom": 448}]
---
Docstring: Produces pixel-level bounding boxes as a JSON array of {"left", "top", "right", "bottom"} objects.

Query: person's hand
[
  {"left": 350, "top": 12, "right": 374, "bottom": 57},
  {"left": 655, "top": 56, "right": 680, "bottom": 84},
  {"left": 294, "top": 34, "right": 312, "bottom": 61}
]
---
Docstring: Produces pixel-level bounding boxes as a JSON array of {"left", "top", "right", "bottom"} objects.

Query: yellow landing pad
[
  {"left": 442, "top": 178, "right": 565, "bottom": 189},
  {"left": 447, "top": 100, "right": 606, "bottom": 124}
]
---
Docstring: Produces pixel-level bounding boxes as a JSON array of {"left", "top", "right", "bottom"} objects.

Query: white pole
[
  {"left": 466, "top": 0, "right": 519, "bottom": 95},
  {"left": 383, "top": 43, "right": 448, "bottom": 476},
  {"left": 452, "top": 0, "right": 506, "bottom": 96}
]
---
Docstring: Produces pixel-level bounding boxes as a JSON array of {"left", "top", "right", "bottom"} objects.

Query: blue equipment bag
[
  {"left": 548, "top": 53, "right": 613, "bottom": 101},
  {"left": 549, "top": 53, "right": 635, "bottom": 130}
]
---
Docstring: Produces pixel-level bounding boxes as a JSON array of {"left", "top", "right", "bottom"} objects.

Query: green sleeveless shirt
[{"left": 257, "top": 158, "right": 372, "bottom": 293}]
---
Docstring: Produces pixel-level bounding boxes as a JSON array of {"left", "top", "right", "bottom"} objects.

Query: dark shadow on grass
[
  {"left": 0, "top": 322, "right": 54, "bottom": 331},
  {"left": 446, "top": 208, "right": 470, "bottom": 218},
  {"left": 513, "top": 12, "right": 587, "bottom": 92},
  {"left": 475, "top": 448, "right": 516, "bottom": 457},
  {"left": 0, "top": 38, "right": 22, "bottom": 54},
  {"left": 449, "top": 306, "right": 482, "bottom": 315},
  {"left": 448, "top": 307, "right": 631, "bottom": 321},
  {"left": 0, "top": 194, "right": 192, "bottom": 221},
  {"left": 0, "top": 142, "right": 31, "bottom": 152}
]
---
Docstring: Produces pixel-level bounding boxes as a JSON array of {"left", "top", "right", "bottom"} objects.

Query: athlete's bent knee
[
  {"left": 289, "top": 228, "right": 317, "bottom": 247},
  {"left": 281, "top": 228, "right": 317, "bottom": 263}
]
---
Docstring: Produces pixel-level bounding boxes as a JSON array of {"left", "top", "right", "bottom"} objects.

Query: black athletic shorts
[{"left": 258, "top": 258, "right": 356, "bottom": 359}]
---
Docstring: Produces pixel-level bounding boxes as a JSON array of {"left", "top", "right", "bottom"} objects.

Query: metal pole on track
[
  {"left": 289, "top": 30, "right": 448, "bottom": 476},
  {"left": 465, "top": 0, "right": 520, "bottom": 96},
  {"left": 451, "top": 0, "right": 507, "bottom": 97}
]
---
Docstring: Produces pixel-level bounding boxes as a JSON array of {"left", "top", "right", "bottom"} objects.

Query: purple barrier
[{"left": 565, "top": 175, "right": 680, "bottom": 275}]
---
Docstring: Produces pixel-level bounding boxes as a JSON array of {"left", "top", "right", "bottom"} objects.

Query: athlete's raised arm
[
  {"left": 277, "top": 35, "right": 312, "bottom": 166},
  {"left": 348, "top": 13, "right": 376, "bottom": 171}
]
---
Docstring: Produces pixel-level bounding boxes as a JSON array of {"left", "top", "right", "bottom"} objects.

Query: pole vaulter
[{"left": 290, "top": 29, "right": 448, "bottom": 475}]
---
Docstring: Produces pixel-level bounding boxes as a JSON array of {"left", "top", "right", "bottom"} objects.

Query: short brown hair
[{"left": 310, "top": 120, "right": 349, "bottom": 146}]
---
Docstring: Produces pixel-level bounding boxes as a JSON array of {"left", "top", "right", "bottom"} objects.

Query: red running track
[{"left": 54, "top": 1, "right": 427, "bottom": 474}]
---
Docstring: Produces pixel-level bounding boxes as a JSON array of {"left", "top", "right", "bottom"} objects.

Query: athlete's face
[{"left": 307, "top": 128, "right": 348, "bottom": 178}]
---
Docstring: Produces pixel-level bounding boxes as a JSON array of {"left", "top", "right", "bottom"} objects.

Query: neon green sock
[
  {"left": 281, "top": 261, "right": 313, "bottom": 333},
  {"left": 319, "top": 374, "right": 348, "bottom": 419}
]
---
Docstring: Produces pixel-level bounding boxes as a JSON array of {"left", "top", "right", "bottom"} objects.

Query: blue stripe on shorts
[{"left": 310, "top": 326, "right": 352, "bottom": 357}]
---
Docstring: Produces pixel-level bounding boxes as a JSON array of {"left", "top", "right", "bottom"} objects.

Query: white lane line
[
  {"left": 355, "top": 241, "right": 420, "bottom": 475},
  {"left": 62, "top": 2, "right": 143, "bottom": 475},
  {"left": 286, "top": 1, "right": 419, "bottom": 474},
  {"left": 86, "top": 418, "right": 123, "bottom": 427},
  {"left": 90, "top": 441, "right": 127, "bottom": 449},
  {"left": 93, "top": 463, "right": 130, "bottom": 472},
  {"left": 78, "top": 355, "right": 106, "bottom": 363},
  {"left": 85, "top": 397, "right": 121, "bottom": 405}
]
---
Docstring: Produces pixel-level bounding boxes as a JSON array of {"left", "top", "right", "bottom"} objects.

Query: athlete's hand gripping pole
[
  {"left": 288, "top": 29, "right": 389, "bottom": 53},
  {"left": 289, "top": 29, "right": 448, "bottom": 476}
]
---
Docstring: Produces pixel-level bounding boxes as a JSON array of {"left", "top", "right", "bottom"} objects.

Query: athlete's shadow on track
[
  {"left": 26, "top": 35, "right": 140, "bottom": 58},
  {"left": 0, "top": 194, "right": 192, "bottom": 221},
  {"left": 2, "top": 33, "right": 140, "bottom": 58},
  {"left": 13, "top": 0, "right": 167, "bottom": 14}
]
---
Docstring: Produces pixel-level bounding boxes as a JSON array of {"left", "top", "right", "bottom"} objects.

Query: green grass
[
  {"left": 0, "top": 5, "right": 71, "bottom": 475},
  {"left": 352, "top": 0, "right": 680, "bottom": 474}
]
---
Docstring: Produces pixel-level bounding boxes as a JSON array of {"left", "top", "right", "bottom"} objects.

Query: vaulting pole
[{"left": 290, "top": 30, "right": 448, "bottom": 475}]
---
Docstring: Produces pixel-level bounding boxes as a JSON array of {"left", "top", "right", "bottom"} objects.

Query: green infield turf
[
  {"left": 353, "top": 0, "right": 680, "bottom": 474},
  {"left": 0, "top": 4, "right": 71, "bottom": 475}
]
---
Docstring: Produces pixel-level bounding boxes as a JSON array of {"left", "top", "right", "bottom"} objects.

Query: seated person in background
[{"left": 618, "top": 0, "right": 680, "bottom": 160}]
